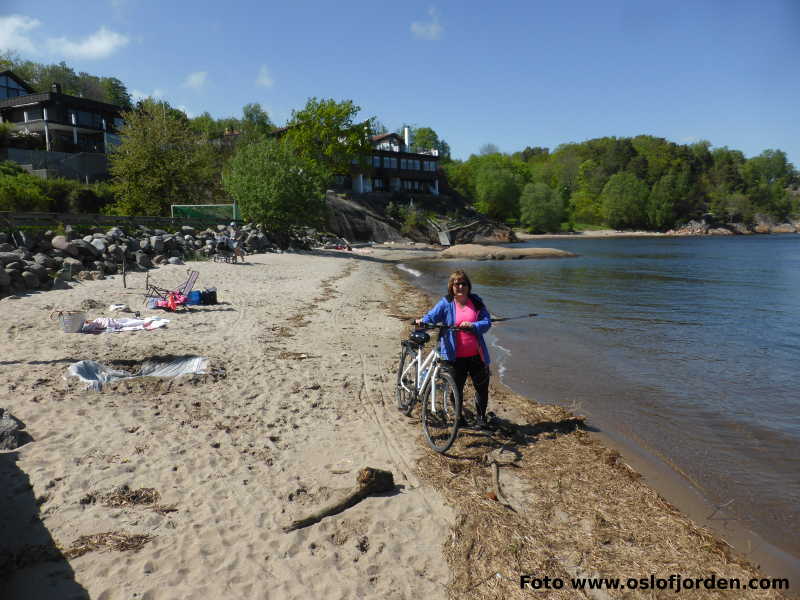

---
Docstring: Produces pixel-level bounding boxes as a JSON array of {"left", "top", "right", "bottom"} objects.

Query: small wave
[
  {"left": 396, "top": 263, "right": 421, "bottom": 277},
  {"left": 496, "top": 362, "right": 507, "bottom": 379}
]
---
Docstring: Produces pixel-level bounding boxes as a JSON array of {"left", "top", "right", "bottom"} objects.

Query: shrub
[{"left": 0, "top": 173, "right": 52, "bottom": 211}]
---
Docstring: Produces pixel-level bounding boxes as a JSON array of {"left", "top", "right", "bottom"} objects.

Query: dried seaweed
[{"left": 64, "top": 531, "right": 153, "bottom": 559}]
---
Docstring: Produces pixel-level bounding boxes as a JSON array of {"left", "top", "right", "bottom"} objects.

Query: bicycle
[{"left": 395, "top": 322, "right": 462, "bottom": 453}]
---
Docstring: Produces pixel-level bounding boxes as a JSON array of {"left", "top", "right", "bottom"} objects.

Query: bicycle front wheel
[
  {"left": 395, "top": 345, "right": 417, "bottom": 416},
  {"left": 422, "top": 369, "right": 461, "bottom": 453}
]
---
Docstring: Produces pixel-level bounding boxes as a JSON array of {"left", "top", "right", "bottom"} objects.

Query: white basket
[{"left": 58, "top": 311, "right": 86, "bottom": 333}]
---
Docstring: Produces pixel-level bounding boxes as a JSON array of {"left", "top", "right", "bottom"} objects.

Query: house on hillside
[
  {"left": 0, "top": 70, "right": 124, "bottom": 181},
  {"left": 339, "top": 127, "right": 440, "bottom": 195}
]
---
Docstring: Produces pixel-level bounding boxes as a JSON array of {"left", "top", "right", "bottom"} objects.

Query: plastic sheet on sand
[{"left": 66, "top": 356, "right": 208, "bottom": 391}]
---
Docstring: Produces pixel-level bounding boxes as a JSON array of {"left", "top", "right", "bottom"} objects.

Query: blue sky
[{"left": 2, "top": 0, "right": 799, "bottom": 166}]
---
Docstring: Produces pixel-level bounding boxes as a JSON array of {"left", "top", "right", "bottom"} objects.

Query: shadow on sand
[{"left": 0, "top": 448, "right": 89, "bottom": 599}]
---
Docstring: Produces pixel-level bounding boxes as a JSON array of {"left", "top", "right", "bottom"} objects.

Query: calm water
[{"left": 400, "top": 235, "right": 800, "bottom": 556}]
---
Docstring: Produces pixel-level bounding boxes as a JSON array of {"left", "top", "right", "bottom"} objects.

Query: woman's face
[{"left": 452, "top": 277, "right": 469, "bottom": 299}]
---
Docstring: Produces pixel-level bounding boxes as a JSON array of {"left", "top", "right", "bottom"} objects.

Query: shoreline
[
  {"left": 0, "top": 248, "right": 795, "bottom": 598},
  {"left": 514, "top": 229, "right": 800, "bottom": 240},
  {"left": 384, "top": 248, "right": 800, "bottom": 591}
]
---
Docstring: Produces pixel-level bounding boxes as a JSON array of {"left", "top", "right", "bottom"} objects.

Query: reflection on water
[{"left": 404, "top": 235, "right": 800, "bottom": 555}]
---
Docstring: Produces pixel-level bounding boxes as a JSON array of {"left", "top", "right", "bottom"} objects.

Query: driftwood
[
  {"left": 282, "top": 467, "right": 395, "bottom": 533},
  {"left": 483, "top": 449, "right": 514, "bottom": 510}
]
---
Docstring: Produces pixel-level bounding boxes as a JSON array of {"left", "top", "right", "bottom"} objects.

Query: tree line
[
  {"left": 1, "top": 52, "right": 133, "bottom": 110},
  {"left": 444, "top": 137, "right": 799, "bottom": 232},
  {"left": 1, "top": 55, "right": 797, "bottom": 233}
]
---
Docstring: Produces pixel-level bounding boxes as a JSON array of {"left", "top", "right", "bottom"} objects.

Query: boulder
[
  {"left": 0, "top": 408, "right": 23, "bottom": 450},
  {"left": 34, "top": 252, "right": 59, "bottom": 268},
  {"left": 72, "top": 239, "right": 100, "bottom": 257},
  {"left": 91, "top": 238, "right": 108, "bottom": 253},
  {"left": 25, "top": 263, "right": 50, "bottom": 283},
  {"left": 135, "top": 251, "right": 153, "bottom": 269},
  {"left": 62, "top": 257, "right": 84, "bottom": 273},
  {"left": 20, "top": 270, "right": 40, "bottom": 289},
  {"left": 0, "top": 253, "right": 20, "bottom": 266},
  {"left": 150, "top": 236, "right": 164, "bottom": 252},
  {"left": 167, "top": 257, "right": 184, "bottom": 265},
  {"left": 0, "top": 243, "right": 14, "bottom": 252},
  {"left": 771, "top": 223, "right": 797, "bottom": 233},
  {"left": 0, "top": 269, "right": 10, "bottom": 289}
]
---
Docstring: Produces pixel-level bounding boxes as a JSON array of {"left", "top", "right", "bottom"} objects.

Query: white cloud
[
  {"left": 0, "top": 14, "right": 41, "bottom": 55},
  {"left": 410, "top": 6, "right": 443, "bottom": 41},
  {"left": 255, "top": 65, "right": 274, "bottom": 88},
  {"left": 130, "top": 88, "right": 164, "bottom": 102},
  {"left": 47, "top": 26, "right": 129, "bottom": 60},
  {"left": 176, "top": 105, "right": 194, "bottom": 119},
  {"left": 183, "top": 71, "right": 207, "bottom": 90}
]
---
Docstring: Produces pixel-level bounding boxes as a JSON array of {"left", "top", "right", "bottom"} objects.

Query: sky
[{"left": 1, "top": 0, "right": 799, "bottom": 166}]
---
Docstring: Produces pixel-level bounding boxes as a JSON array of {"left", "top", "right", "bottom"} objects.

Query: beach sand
[{"left": 0, "top": 247, "right": 793, "bottom": 599}]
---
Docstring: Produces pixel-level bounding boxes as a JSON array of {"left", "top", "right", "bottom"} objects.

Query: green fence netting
[{"left": 171, "top": 204, "right": 241, "bottom": 221}]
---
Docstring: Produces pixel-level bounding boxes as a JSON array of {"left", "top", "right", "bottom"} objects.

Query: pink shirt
[{"left": 454, "top": 299, "right": 480, "bottom": 358}]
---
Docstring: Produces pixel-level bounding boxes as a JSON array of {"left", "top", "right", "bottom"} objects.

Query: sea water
[{"left": 400, "top": 235, "right": 800, "bottom": 557}]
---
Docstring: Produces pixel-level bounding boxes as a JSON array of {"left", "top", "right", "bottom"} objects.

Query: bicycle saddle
[{"left": 409, "top": 330, "right": 430, "bottom": 345}]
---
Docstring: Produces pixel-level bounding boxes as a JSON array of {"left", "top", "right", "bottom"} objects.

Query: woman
[{"left": 417, "top": 270, "right": 494, "bottom": 431}]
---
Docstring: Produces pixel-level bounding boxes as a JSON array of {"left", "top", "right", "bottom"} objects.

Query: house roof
[
  {"left": 371, "top": 132, "right": 402, "bottom": 143},
  {"left": 0, "top": 90, "right": 123, "bottom": 113},
  {"left": 0, "top": 70, "right": 35, "bottom": 94}
]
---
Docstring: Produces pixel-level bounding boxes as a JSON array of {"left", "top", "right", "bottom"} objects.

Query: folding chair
[{"left": 144, "top": 269, "right": 199, "bottom": 306}]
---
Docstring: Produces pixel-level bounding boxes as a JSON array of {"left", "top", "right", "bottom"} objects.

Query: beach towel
[{"left": 81, "top": 317, "right": 170, "bottom": 334}]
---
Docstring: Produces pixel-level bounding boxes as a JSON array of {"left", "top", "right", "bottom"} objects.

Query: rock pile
[
  {"left": 666, "top": 215, "right": 799, "bottom": 236},
  {"left": 0, "top": 223, "right": 316, "bottom": 297}
]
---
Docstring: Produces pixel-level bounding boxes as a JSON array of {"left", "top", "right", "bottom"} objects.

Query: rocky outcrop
[
  {"left": 440, "top": 244, "right": 576, "bottom": 260},
  {"left": 325, "top": 191, "right": 517, "bottom": 244},
  {"left": 667, "top": 215, "right": 799, "bottom": 236},
  {"left": 326, "top": 193, "right": 405, "bottom": 243}
]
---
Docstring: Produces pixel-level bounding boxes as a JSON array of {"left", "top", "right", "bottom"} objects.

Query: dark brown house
[
  {"left": 0, "top": 70, "right": 124, "bottom": 180},
  {"left": 338, "top": 128, "right": 441, "bottom": 195}
]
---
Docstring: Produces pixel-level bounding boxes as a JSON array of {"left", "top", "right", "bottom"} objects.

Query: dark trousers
[{"left": 450, "top": 355, "right": 490, "bottom": 420}]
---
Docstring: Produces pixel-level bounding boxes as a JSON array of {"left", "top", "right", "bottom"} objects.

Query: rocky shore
[
  {"left": 666, "top": 215, "right": 800, "bottom": 236},
  {"left": 0, "top": 224, "right": 324, "bottom": 297}
]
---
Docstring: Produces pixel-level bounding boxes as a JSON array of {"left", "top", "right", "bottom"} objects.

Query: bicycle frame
[{"left": 398, "top": 343, "right": 440, "bottom": 405}]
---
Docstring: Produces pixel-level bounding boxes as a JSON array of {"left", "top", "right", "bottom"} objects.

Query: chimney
[
  {"left": 403, "top": 126, "right": 410, "bottom": 151},
  {"left": 51, "top": 83, "right": 62, "bottom": 94}
]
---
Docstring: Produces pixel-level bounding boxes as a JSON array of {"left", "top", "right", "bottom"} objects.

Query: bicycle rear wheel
[
  {"left": 422, "top": 369, "right": 461, "bottom": 453},
  {"left": 395, "top": 345, "right": 417, "bottom": 416}
]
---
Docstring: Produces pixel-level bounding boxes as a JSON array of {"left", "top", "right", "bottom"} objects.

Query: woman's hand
[{"left": 457, "top": 321, "right": 474, "bottom": 330}]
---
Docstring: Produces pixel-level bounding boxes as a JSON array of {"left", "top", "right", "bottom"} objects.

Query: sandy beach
[{"left": 1, "top": 247, "right": 793, "bottom": 599}]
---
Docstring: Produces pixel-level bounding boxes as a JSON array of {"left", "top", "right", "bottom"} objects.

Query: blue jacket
[{"left": 422, "top": 294, "right": 492, "bottom": 364}]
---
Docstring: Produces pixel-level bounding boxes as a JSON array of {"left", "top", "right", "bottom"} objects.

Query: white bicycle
[{"left": 396, "top": 323, "right": 462, "bottom": 453}]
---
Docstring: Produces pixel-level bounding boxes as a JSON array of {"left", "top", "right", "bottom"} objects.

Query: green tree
[
  {"left": 240, "top": 103, "right": 274, "bottom": 143},
  {"left": 283, "top": 97, "right": 373, "bottom": 175},
  {"left": 474, "top": 165, "right": 520, "bottom": 220},
  {"left": 569, "top": 159, "right": 607, "bottom": 224},
  {"left": 108, "top": 98, "right": 215, "bottom": 216},
  {"left": 410, "top": 126, "right": 451, "bottom": 160},
  {"left": 100, "top": 77, "right": 133, "bottom": 110},
  {"left": 600, "top": 172, "right": 649, "bottom": 229},
  {"left": 520, "top": 182, "right": 563, "bottom": 232},
  {"left": 479, "top": 143, "right": 500, "bottom": 155},
  {"left": 0, "top": 173, "right": 51, "bottom": 211},
  {"left": 223, "top": 139, "right": 328, "bottom": 232},
  {"left": 647, "top": 172, "right": 678, "bottom": 230}
]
